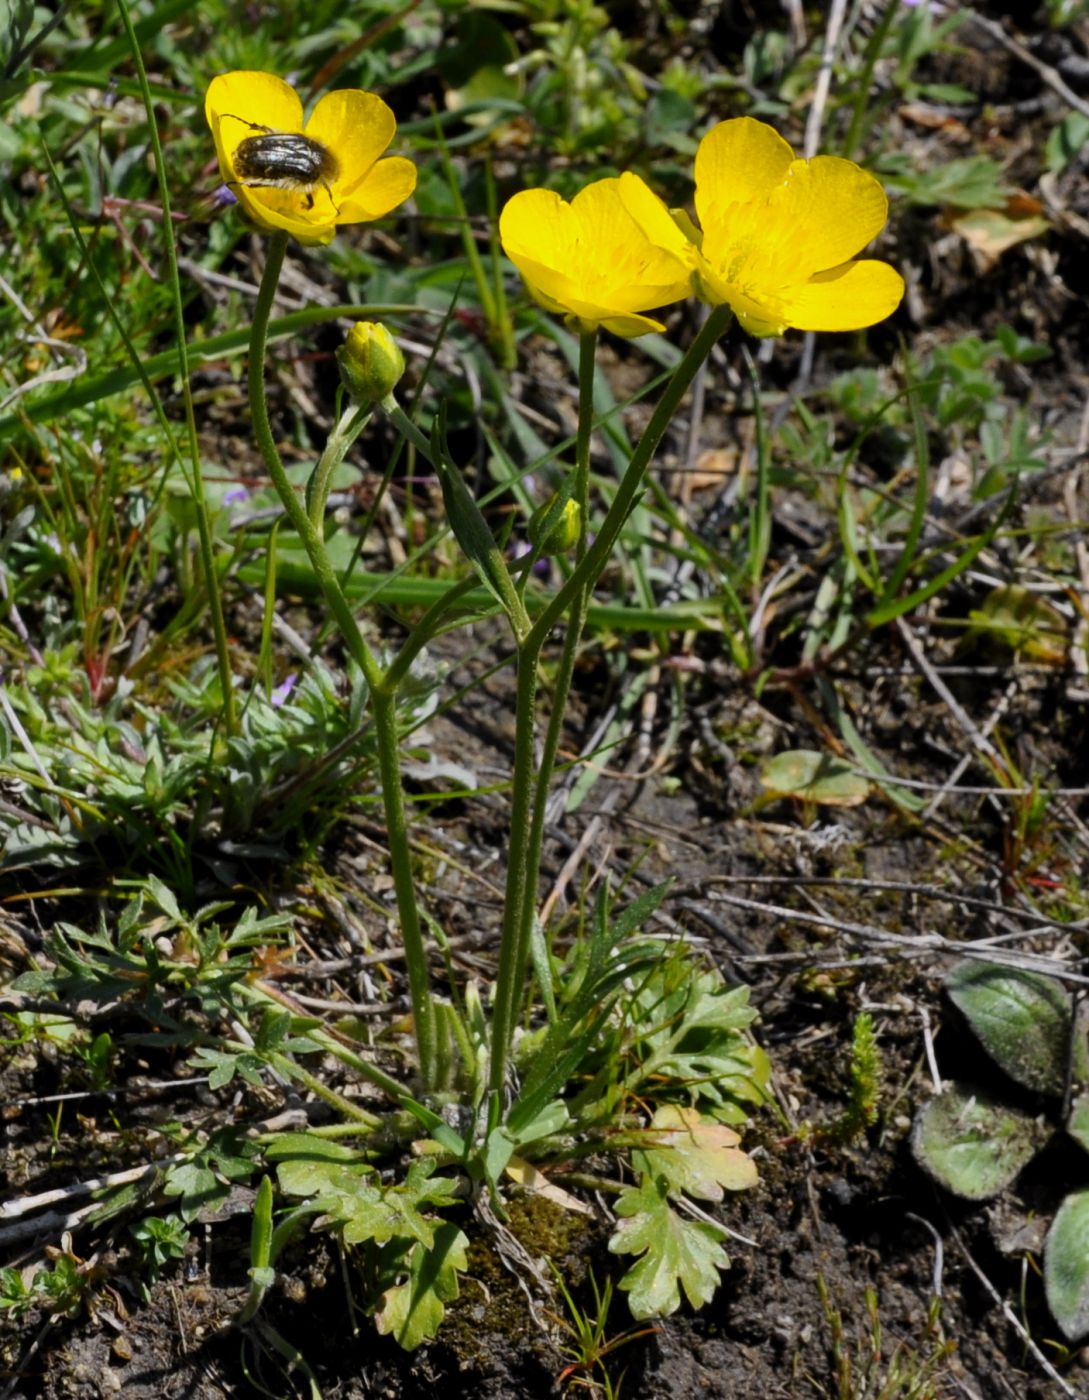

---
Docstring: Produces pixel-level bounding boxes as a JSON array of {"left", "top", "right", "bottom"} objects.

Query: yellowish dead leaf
[
  {"left": 952, "top": 206, "right": 1050, "bottom": 274},
  {"left": 505, "top": 1155, "right": 594, "bottom": 1215}
]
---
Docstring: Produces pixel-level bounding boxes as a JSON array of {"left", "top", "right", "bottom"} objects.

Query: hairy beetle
[{"left": 221, "top": 114, "right": 340, "bottom": 213}]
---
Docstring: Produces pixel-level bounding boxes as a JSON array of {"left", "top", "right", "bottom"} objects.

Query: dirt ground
[{"left": 4, "top": 659, "right": 1088, "bottom": 1398}]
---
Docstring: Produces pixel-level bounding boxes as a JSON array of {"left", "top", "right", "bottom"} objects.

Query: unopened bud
[
  {"left": 528, "top": 493, "right": 581, "bottom": 555},
  {"left": 337, "top": 322, "right": 405, "bottom": 405}
]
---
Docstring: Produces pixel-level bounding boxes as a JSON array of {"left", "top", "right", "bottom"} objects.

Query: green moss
[{"left": 439, "top": 1193, "right": 601, "bottom": 1366}]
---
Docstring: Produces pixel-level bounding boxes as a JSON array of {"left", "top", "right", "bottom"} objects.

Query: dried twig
[
  {"left": 967, "top": 11, "right": 1089, "bottom": 122},
  {"left": 0, "top": 1159, "right": 183, "bottom": 1224},
  {"left": 686, "top": 888, "right": 1089, "bottom": 984},
  {"left": 945, "top": 1216, "right": 1078, "bottom": 1398}
]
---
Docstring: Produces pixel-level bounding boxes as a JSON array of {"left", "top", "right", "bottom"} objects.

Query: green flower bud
[
  {"left": 528, "top": 493, "right": 582, "bottom": 555},
  {"left": 336, "top": 322, "right": 405, "bottom": 405}
]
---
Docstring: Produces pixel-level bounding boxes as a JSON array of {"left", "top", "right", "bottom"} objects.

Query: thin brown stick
[{"left": 967, "top": 12, "right": 1089, "bottom": 121}]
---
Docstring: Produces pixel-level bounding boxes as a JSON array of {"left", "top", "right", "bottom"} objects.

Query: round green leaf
[
  {"left": 1046, "top": 1189, "right": 1089, "bottom": 1341},
  {"left": 945, "top": 961, "right": 1071, "bottom": 1096},
  {"left": 760, "top": 750, "right": 869, "bottom": 807},
  {"left": 911, "top": 1082, "right": 1048, "bottom": 1200}
]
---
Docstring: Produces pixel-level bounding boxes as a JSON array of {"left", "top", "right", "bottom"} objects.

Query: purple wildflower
[{"left": 270, "top": 672, "right": 298, "bottom": 708}]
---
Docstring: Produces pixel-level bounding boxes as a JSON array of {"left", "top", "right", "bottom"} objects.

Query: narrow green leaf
[
  {"left": 876, "top": 379, "right": 930, "bottom": 605},
  {"left": 865, "top": 484, "right": 1016, "bottom": 629},
  {"left": 429, "top": 412, "right": 529, "bottom": 638}
]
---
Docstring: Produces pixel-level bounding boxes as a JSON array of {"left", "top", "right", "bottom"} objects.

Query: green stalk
[
  {"left": 485, "top": 644, "right": 540, "bottom": 1127},
  {"left": 116, "top": 0, "right": 235, "bottom": 735},
  {"left": 267, "top": 1052, "right": 380, "bottom": 1127},
  {"left": 307, "top": 404, "right": 372, "bottom": 533},
  {"left": 527, "top": 304, "right": 734, "bottom": 654},
  {"left": 842, "top": 0, "right": 899, "bottom": 161},
  {"left": 512, "top": 329, "right": 597, "bottom": 995},
  {"left": 488, "top": 305, "right": 733, "bottom": 1115},
  {"left": 248, "top": 232, "right": 438, "bottom": 1088}
]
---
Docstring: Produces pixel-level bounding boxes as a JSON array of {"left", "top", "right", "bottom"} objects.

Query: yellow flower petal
[
  {"left": 499, "top": 180, "right": 689, "bottom": 337},
  {"left": 769, "top": 156, "right": 890, "bottom": 275},
  {"left": 500, "top": 188, "right": 569, "bottom": 265},
  {"left": 515, "top": 261, "right": 654, "bottom": 331},
  {"left": 206, "top": 72, "right": 304, "bottom": 179},
  {"left": 599, "top": 312, "right": 666, "bottom": 336},
  {"left": 305, "top": 90, "right": 396, "bottom": 198},
  {"left": 694, "top": 118, "right": 794, "bottom": 231},
  {"left": 570, "top": 179, "right": 691, "bottom": 300},
  {"left": 779, "top": 260, "right": 906, "bottom": 332},
  {"left": 617, "top": 171, "right": 698, "bottom": 265},
  {"left": 689, "top": 116, "right": 902, "bottom": 335},
  {"left": 338, "top": 157, "right": 418, "bottom": 222},
  {"left": 204, "top": 71, "right": 415, "bottom": 243},
  {"left": 231, "top": 188, "right": 337, "bottom": 245}
]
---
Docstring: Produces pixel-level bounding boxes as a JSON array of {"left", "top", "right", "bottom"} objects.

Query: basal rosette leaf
[
  {"left": 626, "top": 962, "right": 767, "bottom": 1119},
  {"left": 609, "top": 1175, "right": 730, "bottom": 1318},
  {"left": 375, "top": 1223, "right": 469, "bottom": 1350},
  {"left": 945, "top": 960, "right": 1070, "bottom": 1096},
  {"left": 910, "top": 1082, "right": 1049, "bottom": 1200},
  {"left": 271, "top": 1138, "right": 458, "bottom": 1248},
  {"left": 632, "top": 1105, "right": 759, "bottom": 1201},
  {"left": 1046, "top": 1189, "right": 1089, "bottom": 1342}
]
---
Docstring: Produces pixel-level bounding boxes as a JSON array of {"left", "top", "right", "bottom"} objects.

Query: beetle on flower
[{"left": 205, "top": 71, "right": 416, "bottom": 246}]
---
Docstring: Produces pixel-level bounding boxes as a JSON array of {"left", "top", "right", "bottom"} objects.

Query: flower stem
[
  {"left": 486, "top": 642, "right": 540, "bottom": 1127},
  {"left": 307, "top": 404, "right": 372, "bottom": 534},
  {"left": 248, "top": 230, "right": 438, "bottom": 1089},
  {"left": 528, "top": 304, "right": 734, "bottom": 654},
  {"left": 487, "top": 305, "right": 733, "bottom": 1117},
  {"left": 510, "top": 330, "right": 597, "bottom": 995}
]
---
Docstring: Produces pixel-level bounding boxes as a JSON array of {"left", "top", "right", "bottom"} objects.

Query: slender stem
[
  {"left": 511, "top": 330, "right": 596, "bottom": 995},
  {"left": 307, "top": 404, "right": 372, "bottom": 534},
  {"left": 116, "top": 0, "right": 236, "bottom": 733},
  {"left": 247, "top": 237, "right": 378, "bottom": 680},
  {"left": 267, "top": 1053, "right": 380, "bottom": 1127},
  {"left": 368, "top": 686, "right": 438, "bottom": 1084},
  {"left": 486, "top": 643, "right": 541, "bottom": 1124},
  {"left": 527, "top": 305, "right": 734, "bottom": 654},
  {"left": 488, "top": 306, "right": 733, "bottom": 1116},
  {"left": 248, "top": 231, "right": 437, "bottom": 1088}
]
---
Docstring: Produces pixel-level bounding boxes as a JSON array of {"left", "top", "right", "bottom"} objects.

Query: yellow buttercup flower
[
  {"left": 205, "top": 71, "right": 416, "bottom": 247},
  {"left": 628, "top": 117, "right": 904, "bottom": 338},
  {"left": 499, "top": 174, "right": 692, "bottom": 337}
]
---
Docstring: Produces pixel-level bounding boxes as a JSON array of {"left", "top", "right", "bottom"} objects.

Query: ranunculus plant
[{"left": 192, "top": 82, "right": 903, "bottom": 1348}]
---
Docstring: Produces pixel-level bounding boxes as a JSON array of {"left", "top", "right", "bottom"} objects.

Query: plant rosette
[{"left": 205, "top": 71, "right": 417, "bottom": 246}]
